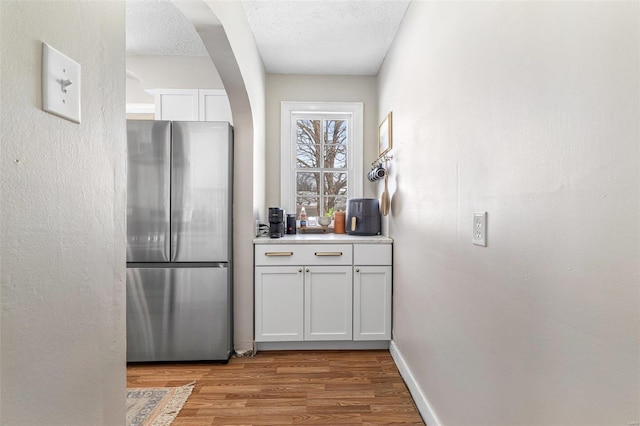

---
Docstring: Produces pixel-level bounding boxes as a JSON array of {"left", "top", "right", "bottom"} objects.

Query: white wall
[
  {"left": 126, "top": 73, "right": 155, "bottom": 105},
  {"left": 266, "top": 74, "right": 378, "bottom": 212},
  {"left": 379, "top": 2, "right": 639, "bottom": 425},
  {"left": 0, "top": 1, "right": 126, "bottom": 425},
  {"left": 126, "top": 55, "right": 224, "bottom": 103}
]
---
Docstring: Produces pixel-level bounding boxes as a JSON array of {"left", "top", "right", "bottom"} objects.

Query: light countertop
[{"left": 253, "top": 233, "right": 393, "bottom": 244}]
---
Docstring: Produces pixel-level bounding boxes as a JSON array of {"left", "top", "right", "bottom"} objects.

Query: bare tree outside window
[{"left": 295, "top": 119, "right": 348, "bottom": 217}]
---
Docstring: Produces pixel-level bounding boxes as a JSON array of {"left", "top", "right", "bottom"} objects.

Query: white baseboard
[
  {"left": 256, "top": 340, "right": 389, "bottom": 351},
  {"left": 389, "top": 340, "right": 441, "bottom": 426}
]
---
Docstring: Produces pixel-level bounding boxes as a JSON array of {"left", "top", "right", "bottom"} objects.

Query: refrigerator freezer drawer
[{"left": 126, "top": 266, "right": 231, "bottom": 362}]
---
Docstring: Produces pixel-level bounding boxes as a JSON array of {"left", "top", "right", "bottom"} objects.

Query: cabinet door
[
  {"left": 304, "top": 266, "right": 352, "bottom": 341},
  {"left": 199, "top": 89, "right": 233, "bottom": 124},
  {"left": 155, "top": 89, "right": 199, "bottom": 121},
  {"left": 255, "top": 266, "right": 304, "bottom": 342},
  {"left": 353, "top": 266, "right": 392, "bottom": 340}
]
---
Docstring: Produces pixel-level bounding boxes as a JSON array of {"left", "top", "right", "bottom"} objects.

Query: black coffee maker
[{"left": 268, "top": 207, "right": 285, "bottom": 238}]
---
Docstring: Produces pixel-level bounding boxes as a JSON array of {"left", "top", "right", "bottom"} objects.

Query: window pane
[
  {"left": 323, "top": 196, "right": 347, "bottom": 215},
  {"left": 324, "top": 120, "right": 347, "bottom": 145},
  {"left": 323, "top": 172, "right": 348, "bottom": 196},
  {"left": 296, "top": 144, "right": 320, "bottom": 168},
  {"left": 291, "top": 114, "right": 352, "bottom": 218},
  {"left": 324, "top": 120, "right": 347, "bottom": 168},
  {"left": 297, "top": 120, "right": 322, "bottom": 168},
  {"left": 296, "top": 171, "right": 319, "bottom": 196},
  {"left": 324, "top": 143, "right": 347, "bottom": 169},
  {"left": 296, "top": 197, "right": 318, "bottom": 218}
]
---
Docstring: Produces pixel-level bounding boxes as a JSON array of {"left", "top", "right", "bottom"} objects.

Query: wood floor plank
[
  {"left": 127, "top": 350, "right": 425, "bottom": 426},
  {"left": 292, "top": 413, "right": 364, "bottom": 424}
]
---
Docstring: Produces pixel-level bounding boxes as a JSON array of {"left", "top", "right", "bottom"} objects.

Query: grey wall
[
  {"left": 265, "top": 74, "right": 378, "bottom": 214},
  {"left": 1, "top": 1, "right": 126, "bottom": 425},
  {"left": 379, "top": 1, "right": 639, "bottom": 425}
]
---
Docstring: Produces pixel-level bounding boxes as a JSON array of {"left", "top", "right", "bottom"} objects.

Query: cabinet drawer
[
  {"left": 353, "top": 244, "right": 392, "bottom": 265},
  {"left": 255, "top": 244, "right": 352, "bottom": 266}
]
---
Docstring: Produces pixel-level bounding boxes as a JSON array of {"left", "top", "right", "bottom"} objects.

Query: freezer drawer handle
[
  {"left": 314, "top": 251, "right": 343, "bottom": 256},
  {"left": 265, "top": 251, "right": 294, "bottom": 257}
]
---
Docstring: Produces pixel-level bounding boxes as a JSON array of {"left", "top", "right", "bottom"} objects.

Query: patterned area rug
[{"left": 126, "top": 382, "right": 195, "bottom": 426}]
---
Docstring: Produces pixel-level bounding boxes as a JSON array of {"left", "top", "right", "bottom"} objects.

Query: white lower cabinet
[
  {"left": 305, "top": 266, "right": 352, "bottom": 341},
  {"left": 354, "top": 266, "right": 392, "bottom": 340},
  {"left": 255, "top": 265, "right": 353, "bottom": 342},
  {"left": 254, "top": 242, "right": 392, "bottom": 344},
  {"left": 255, "top": 266, "right": 303, "bottom": 341}
]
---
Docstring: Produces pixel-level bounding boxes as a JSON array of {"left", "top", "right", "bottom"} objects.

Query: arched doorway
[{"left": 172, "top": 0, "right": 266, "bottom": 355}]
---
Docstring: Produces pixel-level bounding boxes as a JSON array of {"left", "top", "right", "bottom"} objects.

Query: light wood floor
[{"left": 126, "top": 350, "right": 425, "bottom": 425}]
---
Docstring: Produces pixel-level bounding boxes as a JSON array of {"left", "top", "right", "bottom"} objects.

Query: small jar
[{"left": 333, "top": 211, "right": 346, "bottom": 234}]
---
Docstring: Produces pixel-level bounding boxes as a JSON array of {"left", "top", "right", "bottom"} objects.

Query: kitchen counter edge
[{"left": 253, "top": 234, "right": 393, "bottom": 244}]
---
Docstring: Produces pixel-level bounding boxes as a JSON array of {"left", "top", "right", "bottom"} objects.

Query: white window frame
[{"left": 280, "top": 101, "right": 364, "bottom": 215}]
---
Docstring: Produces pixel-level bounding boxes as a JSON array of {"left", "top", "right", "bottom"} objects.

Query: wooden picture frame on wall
[{"left": 378, "top": 111, "right": 392, "bottom": 157}]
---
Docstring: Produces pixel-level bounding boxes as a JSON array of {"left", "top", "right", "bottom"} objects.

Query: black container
[
  {"left": 268, "top": 207, "right": 285, "bottom": 238},
  {"left": 346, "top": 198, "right": 381, "bottom": 236},
  {"left": 286, "top": 214, "right": 297, "bottom": 234}
]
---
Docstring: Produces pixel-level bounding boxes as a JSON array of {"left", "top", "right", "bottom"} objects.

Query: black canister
[{"left": 286, "top": 214, "right": 297, "bottom": 234}]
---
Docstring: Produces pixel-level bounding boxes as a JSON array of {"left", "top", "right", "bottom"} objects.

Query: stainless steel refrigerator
[{"left": 126, "top": 120, "right": 233, "bottom": 362}]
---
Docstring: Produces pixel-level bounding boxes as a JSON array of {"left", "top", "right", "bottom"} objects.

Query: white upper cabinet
[
  {"left": 155, "top": 89, "right": 232, "bottom": 123},
  {"left": 155, "top": 89, "right": 199, "bottom": 121},
  {"left": 199, "top": 89, "right": 233, "bottom": 124}
]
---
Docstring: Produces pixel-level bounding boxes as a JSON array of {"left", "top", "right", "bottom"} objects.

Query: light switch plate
[
  {"left": 42, "top": 43, "right": 81, "bottom": 123},
  {"left": 473, "top": 212, "right": 487, "bottom": 247}
]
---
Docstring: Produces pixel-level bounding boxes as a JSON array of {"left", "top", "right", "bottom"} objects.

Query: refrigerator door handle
[
  {"left": 170, "top": 227, "right": 178, "bottom": 262},
  {"left": 170, "top": 122, "right": 183, "bottom": 263},
  {"left": 166, "top": 223, "right": 173, "bottom": 262},
  {"left": 171, "top": 216, "right": 182, "bottom": 262},
  {"left": 165, "top": 121, "right": 173, "bottom": 262}
]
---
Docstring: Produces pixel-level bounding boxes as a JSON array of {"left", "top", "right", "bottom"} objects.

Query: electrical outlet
[{"left": 473, "top": 212, "right": 487, "bottom": 247}]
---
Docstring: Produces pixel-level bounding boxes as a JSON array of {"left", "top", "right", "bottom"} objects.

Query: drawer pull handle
[
  {"left": 314, "top": 251, "right": 343, "bottom": 256},
  {"left": 265, "top": 252, "right": 293, "bottom": 256}
]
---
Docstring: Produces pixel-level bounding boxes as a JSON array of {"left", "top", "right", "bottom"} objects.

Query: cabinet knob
[
  {"left": 306, "top": 268, "right": 310, "bottom": 273},
  {"left": 355, "top": 268, "right": 360, "bottom": 272},
  {"left": 298, "top": 268, "right": 303, "bottom": 273}
]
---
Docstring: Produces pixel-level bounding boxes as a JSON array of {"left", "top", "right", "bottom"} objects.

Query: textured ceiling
[
  {"left": 242, "top": 0, "right": 409, "bottom": 75},
  {"left": 126, "top": 0, "right": 208, "bottom": 56},
  {"left": 126, "top": 0, "right": 409, "bottom": 75}
]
